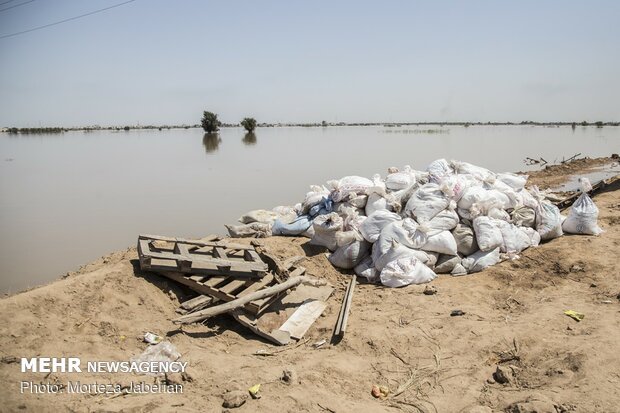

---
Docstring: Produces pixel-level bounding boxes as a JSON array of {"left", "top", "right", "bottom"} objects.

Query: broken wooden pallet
[
  {"left": 158, "top": 268, "right": 295, "bottom": 315},
  {"left": 172, "top": 256, "right": 307, "bottom": 317},
  {"left": 138, "top": 234, "right": 268, "bottom": 278}
]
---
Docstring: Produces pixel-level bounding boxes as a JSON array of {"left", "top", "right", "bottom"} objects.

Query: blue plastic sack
[
  {"left": 308, "top": 197, "right": 333, "bottom": 218},
  {"left": 272, "top": 215, "right": 312, "bottom": 236}
]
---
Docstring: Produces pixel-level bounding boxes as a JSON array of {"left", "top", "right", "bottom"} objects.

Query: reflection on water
[
  {"left": 0, "top": 125, "right": 618, "bottom": 293},
  {"left": 202, "top": 133, "right": 221, "bottom": 153},
  {"left": 242, "top": 132, "right": 257, "bottom": 145}
]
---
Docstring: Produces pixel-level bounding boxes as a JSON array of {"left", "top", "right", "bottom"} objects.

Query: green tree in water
[
  {"left": 240, "top": 117, "right": 257, "bottom": 133},
  {"left": 201, "top": 111, "right": 221, "bottom": 133}
]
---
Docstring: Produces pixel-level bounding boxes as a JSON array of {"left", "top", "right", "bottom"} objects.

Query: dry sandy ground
[{"left": 1, "top": 158, "right": 619, "bottom": 413}]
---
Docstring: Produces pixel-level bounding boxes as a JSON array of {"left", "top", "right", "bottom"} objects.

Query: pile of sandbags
[{"left": 228, "top": 159, "right": 602, "bottom": 287}]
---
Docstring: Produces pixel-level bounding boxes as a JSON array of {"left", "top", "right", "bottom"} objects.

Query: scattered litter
[
  {"left": 371, "top": 384, "right": 390, "bottom": 399},
  {"left": 312, "top": 339, "right": 327, "bottom": 348},
  {"left": 248, "top": 383, "right": 261, "bottom": 399},
  {"left": 564, "top": 310, "right": 585, "bottom": 322},
  {"left": 130, "top": 341, "right": 181, "bottom": 376},
  {"left": 451, "top": 309, "right": 466, "bottom": 317},
  {"left": 143, "top": 332, "right": 163, "bottom": 345}
]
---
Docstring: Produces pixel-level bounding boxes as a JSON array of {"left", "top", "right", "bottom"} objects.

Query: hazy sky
[{"left": 1, "top": 0, "right": 619, "bottom": 127}]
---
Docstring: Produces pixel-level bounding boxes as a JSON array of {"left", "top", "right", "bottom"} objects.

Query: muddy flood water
[{"left": 0, "top": 125, "right": 618, "bottom": 292}]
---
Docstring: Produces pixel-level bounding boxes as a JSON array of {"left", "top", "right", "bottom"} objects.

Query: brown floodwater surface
[{"left": 0, "top": 125, "right": 618, "bottom": 292}]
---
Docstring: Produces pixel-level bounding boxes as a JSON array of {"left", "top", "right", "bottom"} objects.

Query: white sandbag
[
  {"left": 365, "top": 192, "right": 388, "bottom": 215},
  {"left": 426, "top": 206, "right": 460, "bottom": 231},
  {"left": 354, "top": 255, "right": 379, "bottom": 283},
  {"left": 426, "top": 158, "right": 454, "bottom": 184},
  {"left": 386, "top": 166, "right": 416, "bottom": 191},
  {"left": 389, "top": 183, "right": 418, "bottom": 209},
  {"left": 333, "top": 202, "right": 364, "bottom": 217},
  {"left": 420, "top": 228, "right": 458, "bottom": 255},
  {"left": 473, "top": 216, "right": 503, "bottom": 252},
  {"left": 329, "top": 240, "right": 370, "bottom": 269},
  {"left": 239, "top": 209, "right": 278, "bottom": 224},
  {"left": 339, "top": 205, "right": 366, "bottom": 231},
  {"left": 302, "top": 185, "right": 330, "bottom": 213},
  {"left": 562, "top": 178, "right": 602, "bottom": 235},
  {"left": 451, "top": 160, "right": 495, "bottom": 181},
  {"left": 457, "top": 186, "right": 488, "bottom": 211},
  {"left": 309, "top": 212, "right": 343, "bottom": 251},
  {"left": 511, "top": 206, "right": 536, "bottom": 228},
  {"left": 373, "top": 219, "right": 428, "bottom": 256},
  {"left": 461, "top": 248, "right": 501, "bottom": 274},
  {"left": 496, "top": 220, "right": 531, "bottom": 253},
  {"left": 485, "top": 189, "right": 511, "bottom": 210},
  {"left": 452, "top": 224, "right": 479, "bottom": 256},
  {"left": 451, "top": 263, "right": 468, "bottom": 276},
  {"left": 535, "top": 201, "right": 563, "bottom": 240},
  {"left": 439, "top": 174, "right": 480, "bottom": 202},
  {"left": 226, "top": 222, "right": 272, "bottom": 238},
  {"left": 380, "top": 256, "right": 437, "bottom": 287},
  {"left": 359, "top": 210, "right": 402, "bottom": 243},
  {"left": 435, "top": 254, "right": 462, "bottom": 274},
  {"left": 469, "top": 199, "right": 510, "bottom": 222},
  {"left": 519, "top": 226, "right": 541, "bottom": 247},
  {"left": 373, "top": 240, "right": 433, "bottom": 270},
  {"left": 327, "top": 176, "right": 373, "bottom": 202},
  {"left": 425, "top": 251, "right": 439, "bottom": 268},
  {"left": 405, "top": 183, "right": 451, "bottom": 222},
  {"left": 518, "top": 188, "right": 540, "bottom": 209},
  {"left": 497, "top": 173, "right": 528, "bottom": 190},
  {"left": 335, "top": 192, "right": 367, "bottom": 209}
]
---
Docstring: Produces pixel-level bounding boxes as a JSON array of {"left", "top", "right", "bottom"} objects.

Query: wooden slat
[
  {"left": 333, "top": 275, "right": 356, "bottom": 340},
  {"left": 213, "top": 247, "right": 228, "bottom": 259},
  {"left": 244, "top": 249, "right": 262, "bottom": 262},
  {"left": 203, "top": 275, "right": 230, "bottom": 287},
  {"left": 220, "top": 278, "right": 251, "bottom": 294},
  {"left": 279, "top": 300, "right": 327, "bottom": 340},
  {"left": 157, "top": 271, "right": 264, "bottom": 313},
  {"left": 159, "top": 271, "right": 237, "bottom": 302},
  {"left": 180, "top": 295, "right": 214, "bottom": 311},
  {"left": 237, "top": 273, "right": 274, "bottom": 298}
]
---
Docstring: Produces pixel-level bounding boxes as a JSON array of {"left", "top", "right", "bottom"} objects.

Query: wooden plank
[
  {"left": 236, "top": 273, "right": 274, "bottom": 297},
  {"left": 203, "top": 275, "right": 230, "bottom": 287},
  {"left": 279, "top": 299, "right": 328, "bottom": 340},
  {"left": 180, "top": 295, "right": 214, "bottom": 311},
  {"left": 243, "top": 267, "right": 307, "bottom": 313},
  {"left": 220, "top": 278, "right": 251, "bottom": 294},
  {"left": 175, "top": 243, "right": 191, "bottom": 258},
  {"left": 158, "top": 271, "right": 237, "bottom": 303},
  {"left": 244, "top": 249, "right": 262, "bottom": 263},
  {"left": 213, "top": 247, "right": 228, "bottom": 259},
  {"left": 332, "top": 275, "right": 356, "bottom": 340}
]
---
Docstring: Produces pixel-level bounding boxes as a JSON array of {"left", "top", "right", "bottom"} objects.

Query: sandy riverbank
[{"left": 1, "top": 157, "right": 619, "bottom": 412}]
